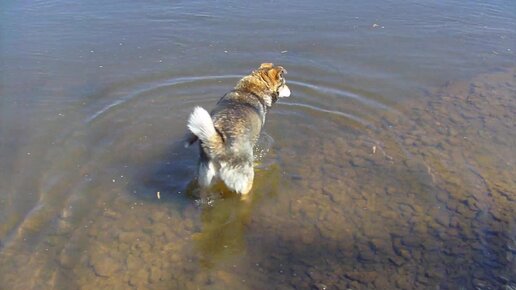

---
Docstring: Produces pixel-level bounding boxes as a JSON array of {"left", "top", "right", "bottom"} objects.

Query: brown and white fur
[{"left": 185, "top": 63, "right": 290, "bottom": 195}]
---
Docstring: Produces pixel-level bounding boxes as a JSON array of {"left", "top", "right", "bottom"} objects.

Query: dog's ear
[
  {"left": 259, "top": 63, "right": 274, "bottom": 69},
  {"left": 274, "top": 66, "right": 287, "bottom": 77}
]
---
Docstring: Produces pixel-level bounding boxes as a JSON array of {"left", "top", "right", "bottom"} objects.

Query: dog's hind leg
[
  {"left": 220, "top": 165, "right": 254, "bottom": 195},
  {"left": 241, "top": 169, "right": 254, "bottom": 195},
  {"left": 198, "top": 161, "right": 216, "bottom": 187}
]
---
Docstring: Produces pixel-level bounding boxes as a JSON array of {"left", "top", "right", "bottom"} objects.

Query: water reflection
[
  {"left": 193, "top": 161, "right": 283, "bottom": 269},
  {"left": 194, "top": 193, "right": 250, "bottom": 269}
]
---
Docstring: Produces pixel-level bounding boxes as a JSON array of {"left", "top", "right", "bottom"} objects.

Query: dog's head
[
  {"left": 255, "top": 63, "right": 291, "bottom": 99},
  {"left": 236, "top": 63, "right": 291, "bottom": 107}
]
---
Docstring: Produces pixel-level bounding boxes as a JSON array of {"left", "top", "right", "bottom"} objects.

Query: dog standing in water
[{"left": 185, "top": 63, "right": 291, "bottom": 195}]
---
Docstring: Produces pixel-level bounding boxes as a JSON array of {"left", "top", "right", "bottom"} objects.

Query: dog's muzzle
[{"left": 278, "top": 85, "right": 291, "bottom": 98}]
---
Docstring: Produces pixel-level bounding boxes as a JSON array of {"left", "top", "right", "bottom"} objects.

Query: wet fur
[{"left": 186, "top": 63, "right": 290, "bottom": 194}]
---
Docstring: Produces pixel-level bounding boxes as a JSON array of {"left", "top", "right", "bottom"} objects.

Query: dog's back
[{"left": 212, "top": 90, "right": 265, "bottom": 148}]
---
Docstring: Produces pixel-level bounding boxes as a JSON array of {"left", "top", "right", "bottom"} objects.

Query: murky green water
[{"left": 1, "top": 1, "right": 515, "bottom": 289}]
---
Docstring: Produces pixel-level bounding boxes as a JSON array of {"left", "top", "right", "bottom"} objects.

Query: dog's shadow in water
[{"left": 127, "top": 138, "right": 199, "bottom": 207}]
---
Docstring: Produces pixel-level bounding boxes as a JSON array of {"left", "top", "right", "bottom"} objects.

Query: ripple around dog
[{"left": 85, "top": 75, "right": 243, "bottom": 124}]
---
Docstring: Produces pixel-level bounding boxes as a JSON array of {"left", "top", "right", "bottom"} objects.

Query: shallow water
[{"left": 1, "top": 0, "right": 515, "bottom": 289}]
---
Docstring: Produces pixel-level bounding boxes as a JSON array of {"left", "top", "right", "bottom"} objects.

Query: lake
[{"left": 1, "top": 0, "right": 515, "bottom": 289}]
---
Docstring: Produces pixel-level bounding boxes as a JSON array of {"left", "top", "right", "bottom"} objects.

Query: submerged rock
[{"left": 90, "top": 256, "right": 120, "bottom": 277}]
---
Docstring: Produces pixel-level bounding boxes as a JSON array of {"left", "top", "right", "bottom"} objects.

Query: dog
[{"left": 184, "top": 63, "right": 291, "bottom": 195}]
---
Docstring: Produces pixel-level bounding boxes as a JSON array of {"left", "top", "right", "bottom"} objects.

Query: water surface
[{"left": 1, "top": 0, "right": 515, "bottom": 289}]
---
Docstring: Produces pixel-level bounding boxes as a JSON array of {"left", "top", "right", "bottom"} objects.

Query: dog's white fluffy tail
[
  {"left": 187, "top": 106, "right": 225, "bottom": 158},
  {"left": 188, "top": 106, "right": 216, "bottom": 141}
]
